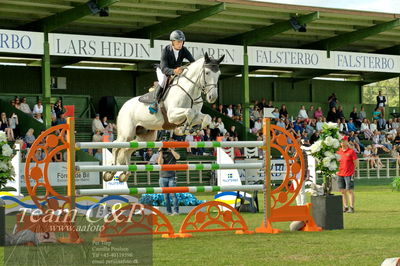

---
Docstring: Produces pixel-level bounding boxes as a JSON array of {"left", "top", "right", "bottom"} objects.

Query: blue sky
[{"left": 256, "top": 0, "right": 400, "bottom": 13}]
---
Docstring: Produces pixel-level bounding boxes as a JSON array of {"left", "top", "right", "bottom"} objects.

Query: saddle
[{"left": 138, "top": 76, "right": 174, "bottom": 104}]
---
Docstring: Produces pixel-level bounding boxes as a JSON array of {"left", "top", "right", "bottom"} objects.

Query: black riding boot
[
  {"left": 155, "top": 84, "right": 164, "bottom": 102},
  {"left": 149, "top": 85, "right": 163, "bottom": 114}
]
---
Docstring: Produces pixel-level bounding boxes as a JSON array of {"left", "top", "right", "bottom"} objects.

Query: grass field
[{"left": 1, "top": 178, "right": 399, "bottom": 266}]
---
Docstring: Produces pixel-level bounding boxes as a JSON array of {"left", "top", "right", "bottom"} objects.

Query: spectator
[
  {"left": 20, "top": 97, "right": 32, "bottom": 115},
  {"left": 297, "top": 105, "right": 308, "bottom": 120},
  {"left": 34, "top": 113, "right": 44, "bottom": 123},
  {"left": 51, "top": 116, "right": 58, "bottom": 127},
  {"left": 372, "top": 131, "right": 390, "bottom": 153},
  {"left": 328, "top": 93, "right": 338, "bottom": 109},
  {"left": 158, "top": 147, "right": 181, "bottom": 215},
  {"left": 234, "top": 104, "right": 242, "bottom": 117},
  {"left": 307, "top": 105, "right": 315, "bottom": 118},
  {"left": 226, "top": 104, "right": 234, "bottom": 118},
  {"left": 203, "top": 128, "right": 213, "bottom": 141},
  {"left": 54, "top": 98, "right": 64, "bottom": 118},
  {"left": 8, "top": 112, "right": 19, "bottom": 139},
  {"left": 94, "top": 149, "right": 102, "bottom": 163},
  {"left": 24, "top": 128, "right": 35, "bottom": 148},
  {"left": 276, "top": 118, "right": 286, "bottom": 129},
  {"left": 144, "top": 148, "right": 154, "bottom": 161},
  {"left": 392, "top": 118, "right": 400, "bottom": 129},
  {"left": 253, "top": 118, "right": 262, "bottom": 133},
  {"left": 372, "top": 107, "right": 385, "bottom": 130},
  {"left": 363, "top": 145, "right": 379, "bottom": 168},
  {"left": 217, "top": 104, "right": 226, "bottom": 115},
  {"left": 370, "top": 120, "right": 378, "bottom": 133},
  {"left": 56, "top": 113, "right": 67, "bottom": 125},
  {"left": 258, "top": 98, "right": 267, "bottom": 110},
  {"left": 310, "top": 131, "right": 320, "bottom": 145},
  {"left": 253, "top": 105, "right": 263, "bottom": 120},
  {"left": 337, "top": 106, "right": 345, "bottom": 120},
  {"left": 272, "top": 108, "right": 279, "bottom": 119},
  {"left": 347, "top": 118, "right": 357, "bottom": 133},
  {"left": 92, "top": 129, "right": 103, "bottom": 142},
  {"left": 92, "top": 114, "right": 105, "bottom": 133},
  {"left": 313, "top": 106, "right": 324, "bottom": 119},
  {"left": 316, "top": 117, "right": 324, "bottom": 131},
  {"left": 14, "top": 97, "right": 21, "bottom": 110},
  {"left": 301, "top": 131, "right": 310, "bottom": 146},
  {"left": 193, "top": 131, "right": 204, "bottom": 155},
  {"left": 348, "top": 131, "right": 362, "bottom": 153},
  {"left": 50, "top": 103, "right": 56, "bottom": 118},
  {"left": 279, "top": 104, "right": 288, "bottom": 119},
  {"left": 266, "top": 100, "right": 273, "bottom": 108},
  {"left": 339, "top": 118, "right": 348, "bottom": 134},
  {"left": 376, "top": 90, "right": 386, "bottom": 117},
  {"left": 358, "top": 106, "right": 367, "bottom": 122},
  {"left": 327, "top": 107, "right": 339, "bottom": 122},
  {"left": 35, "top": 148, "right": 45, "bottom": 161},
  {"left": 293, "top": 118, "right": 303, "bottom": 134},
  {"left": 228, "top": 125, "right": 238, "bottom": 138},
  {"left": 360, "top": 118, "right": 373, "bottom": 140},
  {"left": 394, "top": 131, "right": 400, "bottom": 146},
  {"left": 184, "top": 134, "right": 194, "bottom": 154},
  {"left": 305, "top": 119, "right": 315, "bottom": 136},
  {"left": 0, "top": 112, "right": 14, "bottom": 141},
  {"left": 32, "top": 99, "right": 43, "bottom": 115},
  {"left": 350, "top": 107, "right": 360, "bottom": 127},
  {"left": 215, "top": 117, "right": 226, "bottom": 135}
]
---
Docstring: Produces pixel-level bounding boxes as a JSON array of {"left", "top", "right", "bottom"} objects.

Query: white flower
[
  {"left": 326, "top": 122, "right": 338, "bottom": 129},
  {"left": 2, "top": 144, "right": 12, "bottom": 157},
  {"left": 336, "top": 154, "right": 341, "bottom": 160},
  {"left": 311, "top": 140, "right": 323, "bottom": 154},
  {"left": 0, "top": 131, "right": 6, "bottom": 143},
  {"left": 324, "top": 136, "right": 335, "bottom": 146},
  {"left": 328, "top": 161, "right": 338, "bottom": 171},
  {"left": 0, "top": 161, "right": 8, "bottom": 171},
  {"left": 324, "top": 151, "right": 334, "bottom": 158},
  {"left": 323, "top": 157, "right": 332, "bottom": 167},
  {"left": 332, "top": 139, "right": 340, "bottom": 148}
]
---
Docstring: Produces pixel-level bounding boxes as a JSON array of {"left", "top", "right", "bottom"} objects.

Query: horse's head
[{"left": 202, "top": 52, "right": 224, "bottom": 103}]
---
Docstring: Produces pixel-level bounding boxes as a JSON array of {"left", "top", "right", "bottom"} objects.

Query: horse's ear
[
  {"left": 217, "top": 54, "right": 225, "bottom": 64},
  {"left": 204, "top": 52, "right": 211, "bottom": 63}
]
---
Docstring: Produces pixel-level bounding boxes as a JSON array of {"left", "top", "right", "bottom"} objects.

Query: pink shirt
[{"left": 314, "top": 110, "right": 323, "bottom": 119}]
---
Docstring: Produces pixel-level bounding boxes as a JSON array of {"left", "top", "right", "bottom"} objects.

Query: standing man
[
  {"left": 337, "top": 136, "right": 357, "bottom": 213},
  {"left": 149, "top": 30, "right": 195, "bottom": 114},
  {"left": 157, "top": 147, "right": 181, "bottom": 215},
  {"left": 376, "top": 90, "right": 386, "bottom": 117}
]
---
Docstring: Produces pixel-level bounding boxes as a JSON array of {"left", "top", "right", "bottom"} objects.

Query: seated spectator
[
  {"left": 301, "top": 131, "right": 310, "bottom": 146},
  {"left": 24, "top": 128, "right": 35, "bottom": 148},
  {"left": 228, "top": 125, "right": 238, "bottom": 138},
  {"left": 348, "top": 131, "right": 361, "bottom": 153},
  {"left": 337, "top": 106, "right": 345, "bottom": 120},
  {"left": 252, "top": 106, "right": 262, "bottom": 120},
  {"left": 394, "top": 131, "right": 400, "bottom": 146},
  {"left": 193, "top": 131, "right": 204, "bottom": 155},
  {"left": 203, "top": 128, "right": 213, "bottom": 141},
  {"left": 373, "top": 107, "right": 385, "bottom": 130},
  {"left": 35, "top": 148, "right": 45, "bottom": 161},
  {"left": 279, "top": 104, "right": 288, "bottom": 119},
  {"left": 34, "top": 113, "right": 44, "bottom": 123},
  {"left": 217, "top": 104, "right": 226, "bottom": 115},
  {"left": 50, "top": 103, "right": 56, "bottom": 118},
  {"left": 370, "top": 120, "right": 378, "bottom": 133},
  {"left": 297, "top": 105, "right": 308, "bottom": 120},
  {"left": 310, "top": 131, "right": 320, "bottom": 145},
  {"left": 234, "top": 104, "right": 242, "bottom": 117},
  {"left": 92, "top": 114, "right": 105, "bottom": 133},
  {"left": 51, "top": 116, "right": 58, "bottom": 127},
  {"left": 226, "top": 104, "right": 234, "bottom": 118},
  {"left": 276, "top": 118, "right": 285, "bottom": 129},
  {"left": 350, "top": 107, "right": 360, "bottom": 127},
  {"left": 32, "top": 99, "right": 43, "bottom": 115},
  {"left": 54, "top": 98, "right": 64, "bottom": 118},
  {"left": 347, "top": 118, "right": 358, "bottom": 133},
  {"left": 19, "top": 97, "right": 32, "bottom": 115},
  {"left": 363, "top": 145, "right": 380, "bottom": 168},
  {"left": 185, "top": 134, "right": 194, "bottom": 154},
  {"left": 372, "top": 131, "right": 390, "bottom": 153},
  {"left": 358, "top": 106, "right": 367, "bottom": 122},
  {"left": 14, "top": 97, "right": 21, "bottom": 110},
  {"left": 313, "top": 106, "right": 323, "bottom": 119},
  {"left": 339, "top": 118, "right": 349, "bottom": 134},
  {"left": 0, "top": 112, "right": 14, "bottom": 141},
  {"left": 215, "top": 117, "right": 226, "bottom": 135},
  {"left": 92, "top": 129, "right": 103, "bottom": 142},
  {"left": 360, "top": 118, "right": 373, "bottom": 140},
  {"left": 316, "top": 117, "right": 324, "bottom": 131},
  {"left": 385, "top": 119, "right": 394, "bottom": 131},
  {"left": 94, "top": 149, "right": 102, "bottom": 162},
  {"left": 305, "top": 119, "right": 316, "bottom": 136},
  {"left": 272, "top": 108, "right": 279, "bottom": 119},
  {"left": 258, "top": 98, "right": 267, "bottom": 110},
  {"left": 8, "top": 112, "right": 19, "bottom": 139},
  {"left": 143, "top": 148, "right": 154, "bottom": 161},
  {"left": 327, "top": 107, "right": 339, "bottom": 122},
  {"left": 253, "top": 118, "right": 262, "bottom": 134},
  {"left": 392, "top": 118, "right": 400, "bottom": 129},
  {"left": 307, "top": 105, "right": 315, "bottom": 118},
  {"left": 293, "top": 118, "right": 303, "bottom": 134},
  {"left": 56, "top": 113, "right": 67, "bottom": 125}
]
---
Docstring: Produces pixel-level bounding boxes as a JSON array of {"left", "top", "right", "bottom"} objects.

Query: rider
[{"left": 149, "top": 30, "right": 195, "bottom": 114}]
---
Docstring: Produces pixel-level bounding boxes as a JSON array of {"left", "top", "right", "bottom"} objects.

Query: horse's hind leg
[{"left": 102, "top": 147, "right": 121, "bottom": 182}]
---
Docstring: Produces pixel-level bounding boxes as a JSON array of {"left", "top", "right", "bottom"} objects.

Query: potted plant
[
  {"left": 309, "top": 122, "right": 343, "bottom": 230},
  {"left": 0, "top": 131, "right": 15, "bottom": 190}
]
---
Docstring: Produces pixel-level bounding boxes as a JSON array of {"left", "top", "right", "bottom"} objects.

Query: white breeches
[{"left": 156, "top": 67, "right": 167, "bottom": 88}]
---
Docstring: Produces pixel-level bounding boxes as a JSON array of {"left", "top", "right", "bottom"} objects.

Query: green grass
[{"left": 1, "top": 178, "right": 399, "bottom": 266}]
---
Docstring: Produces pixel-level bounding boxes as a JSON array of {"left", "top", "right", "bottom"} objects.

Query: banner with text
[
  {"left": 49, "top": 33, "right": 242, "bottom": 65},
  {"left": 0, "top": 29, "right": 43, "bottom": 55}
]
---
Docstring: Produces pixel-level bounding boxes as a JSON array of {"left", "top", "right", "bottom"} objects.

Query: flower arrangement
[
  {"left": 0, "top": 131, "right": 15, "bottom": 189},
  {"left": 310, "top": 122, "right": 340, "bottom": 195}
]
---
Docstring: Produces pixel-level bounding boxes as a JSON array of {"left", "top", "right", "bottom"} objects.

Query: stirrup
[{"left": 149, "top": 103, "right": 158, "bottom": 114}]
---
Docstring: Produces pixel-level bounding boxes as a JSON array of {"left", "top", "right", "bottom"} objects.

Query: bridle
[{"left": 171, "top": 62, "right": 219, "bottom": 108}]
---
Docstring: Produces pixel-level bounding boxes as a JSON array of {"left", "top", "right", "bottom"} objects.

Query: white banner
[
  {"left": 21, "top": 161, "right": 100, "bottom": 187},
  {"left": 0, "top": 29, "right": 43, "bottom": 55},
  {"left": 248, "top": 46, "right": 400, "bottom": 73},
  {"left": 49, "top": 33, "right": 242, "bottom": 65}
]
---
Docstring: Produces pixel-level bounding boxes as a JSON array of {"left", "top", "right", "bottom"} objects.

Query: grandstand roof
[{"left": 1, "top": 0, "right": 400, "bottom": 82}]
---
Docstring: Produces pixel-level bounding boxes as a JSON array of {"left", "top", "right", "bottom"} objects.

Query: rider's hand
[{"left": 174, "top": 67, "right": 183, "bottom": 75}]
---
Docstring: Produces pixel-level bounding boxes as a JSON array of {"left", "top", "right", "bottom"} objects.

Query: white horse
[{"left": 103, "top": 53, "right": 224, "bottom": 182}]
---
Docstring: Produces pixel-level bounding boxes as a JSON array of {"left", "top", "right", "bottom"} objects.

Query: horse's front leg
[{"left": 168, "top": 107, "right": 195, "bottom": 126}]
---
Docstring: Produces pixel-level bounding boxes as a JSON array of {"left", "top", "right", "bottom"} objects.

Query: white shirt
[
  {"left": 254, "top": 121, "right": 262, "bottom": 131},
  {"left": 378, "top": 96, "right": 384, "bottom": 107},
  {"left": 173, "top": 48, "right": 179, "bottom": 61},
  {"left": 226, "top": 108, "right": 233, "bottom": 117},
  {"left": 370, "top": 123, "right": 377, "bottom": 132},
  {"left": 360, "top": 123, "right": 369, "bottom": 131},
  {"left": 20, "top": 103, "right": 31, "bottom": 114},
  {"left": 298, "top": 109, "right": 308, "bottom": 119},
  {"left": 316, "top": 122, "right": 323, "bottom": 131},
  {"left": 33, "top": 104, "right": 43, "bottom": 114}
]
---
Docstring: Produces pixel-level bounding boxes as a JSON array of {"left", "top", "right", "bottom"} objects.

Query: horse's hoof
[
  {"left": 118, "top": 173, "right": 129, "bottom": 182},
  {"left": 103, "top": 172, "right": 114, "bottom": 182}
]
